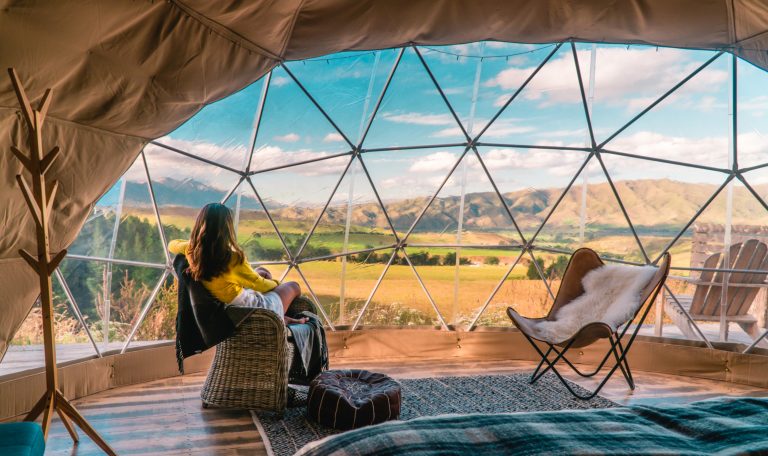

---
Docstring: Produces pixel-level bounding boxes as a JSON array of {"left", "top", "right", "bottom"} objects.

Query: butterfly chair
[
  {"left": 663, "top": 239, "right": 768, "bottom": 347},
  {"left": 507, "top": 248, "right": 670, "bottom": 400}
]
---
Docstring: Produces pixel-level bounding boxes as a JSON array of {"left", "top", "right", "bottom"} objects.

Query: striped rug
[{"left": 252, "top": 373, "right": 619, "bottom": 456}]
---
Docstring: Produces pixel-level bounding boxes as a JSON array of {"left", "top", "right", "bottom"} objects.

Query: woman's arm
[
  {"left": 168, "top": 240, "right": 189, "bottom": 256},
  {"left": 234, "top": 261, "right": 280, "bottom": 292},
  {"left": 255, "top": 267, "right": 272, "bottom": 280}
]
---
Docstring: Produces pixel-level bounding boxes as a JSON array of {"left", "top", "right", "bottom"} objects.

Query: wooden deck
[{"left": 42, "top": 358, "right": 768, "bottom": 455}]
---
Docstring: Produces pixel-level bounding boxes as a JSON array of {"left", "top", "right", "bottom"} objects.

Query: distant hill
[
  {"left": 124, "top": 177, "right": 276, "bottom": 210},
  {"left": 273, "top": 178, "right": 768, "bottom": 232},
  {"left": 124, "top": 177, "right": 768, "bottom": 231}
]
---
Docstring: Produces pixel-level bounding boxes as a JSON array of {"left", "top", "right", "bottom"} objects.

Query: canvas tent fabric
[{"left": 1, "top": 0, "right": 768, "bottom": 360}]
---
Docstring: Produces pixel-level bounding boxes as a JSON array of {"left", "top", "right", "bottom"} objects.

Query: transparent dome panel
[{"left": 160, "top": 78, "right": 265, "bottom": 171}]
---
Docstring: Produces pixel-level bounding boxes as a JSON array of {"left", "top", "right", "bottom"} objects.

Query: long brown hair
[{"left": 187, "top": 203, "right": 244, "bottom": 281}]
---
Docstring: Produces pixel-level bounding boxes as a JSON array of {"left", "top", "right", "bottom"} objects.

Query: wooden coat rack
[{"left": 8, "top": 68, "right": 116, "bottom": 455}]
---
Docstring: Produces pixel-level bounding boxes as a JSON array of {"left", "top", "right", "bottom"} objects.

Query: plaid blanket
[{"left": 295, "top": 397, "right": 768, "bottom": 455}]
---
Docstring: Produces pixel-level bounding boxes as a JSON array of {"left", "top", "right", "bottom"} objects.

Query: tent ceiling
[{"left": 1, "top": 0, "right": 767, "bottom": 359}]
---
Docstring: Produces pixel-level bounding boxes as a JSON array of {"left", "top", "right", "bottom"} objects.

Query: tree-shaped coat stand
[{"left": 8, "top": 68, "right": 116, "bottom": 455}]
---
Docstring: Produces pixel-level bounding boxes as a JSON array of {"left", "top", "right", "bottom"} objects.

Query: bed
[{"left": 295, "top": 397, "right": 768, "bottom": 455}]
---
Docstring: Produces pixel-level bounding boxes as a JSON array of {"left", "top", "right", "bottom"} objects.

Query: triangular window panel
[
  {"left": 736, "top": 57, "right": 768, "bottom": 169},
  {"left": 250, "top": 156, "right": 352, "bottom": 258},
  {"left": 57, "top": 258, "right": 105, "bottom": 338},
  {"left": 109, "top": 157, "right": 168, "bottom": 264},
  {"left": 476, "top": 146, "right": 591, "bottom": 244},
  {"left": 362, "top": 47, "right": 468, "bottom": 150},
  {"left": 298, "top": 159, "right": 397, "bottom": 260},
  {"left": 475, "top": 262, "right": 559, "bottom": 327},
  {"left": 531, "top": 156, "right": 646, "bottom": 263},
  {"left": 602, "top": 51, "right": 730, "bottom": 168},
  {"left": 362, "top": 147, "right": 467, "bottom": 238},
  {"left": 103, "top": 265, "right": 165, "bottom": 346},
  {"left": 2, "top": 303, "right": 44, "bottom": 375},
  {"left": 408, "top": 247, "right": 513, "bottom": 328},
  {"left": 479, "top": 43, "right": 589, "bottom": 147},
  {"left": 283, "top": 50, "right": 400, "bottom": 144},
  {"left": 278, "top": 267, "right": 336, "bottom": 325},
  {"left": 68, "top": 180, "right": 120, "bottom": 258},
  {"left": 418, "top": 42, "right": 562, "bottom": 137},
  {"left": 408, "top": 152, "right": 524, "bottom": 248},
  {"left": 573, "top": 44, "right": 723, "bottom": 147},
  {"left": 297, "top": 252, "right": 388, "bottom": 326},
  {"left": 223, "top": 180, "right": 290, "bottom": 263},
  {"left": 143, "top": 142, "right": 243, "bottom": 250},
  {"left": 250, "top": 66, "right": 351, "bottom": 172},
  {"left": 723, "top": 180, "right": 768, "bottom": 234},
  {"left": 741, "top": 167, "right": 768, "bottom": 221},
  {"left": 600, "top": 153, "right": 727, "bottom": 262},
  {"left": 161, "top": 78, "right": 264, "bottom": 171},
  {"left": 358, "top": 250, "right": 441, "bottom": 327},
  {"left": 132, "top": 274, "right": 176, "bottom": 344},
  {"left": 52, "top": 273, "right": 96, "bottom": 350}
]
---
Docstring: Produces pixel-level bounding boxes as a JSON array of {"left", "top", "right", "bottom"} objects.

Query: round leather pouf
[{"left": 306, "top": 369, "right": 401, "bottom": 430}]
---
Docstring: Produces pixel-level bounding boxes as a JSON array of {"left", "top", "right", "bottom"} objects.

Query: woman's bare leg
[{"left": 272, "top": 282, "right": 307, "bottom": 324}]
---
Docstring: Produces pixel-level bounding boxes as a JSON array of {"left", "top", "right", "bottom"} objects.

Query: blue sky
[{"left": 103, "top": 41, "right": 768, "bottom": 209}]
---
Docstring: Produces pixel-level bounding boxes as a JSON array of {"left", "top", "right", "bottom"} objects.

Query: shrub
[
  {"left": 442, "top": 252, "right": 471, "bottom": 266},
  {"left": 526, "top": 257, "right": 546, "bottom": 279},
  {"left": 545, "top": 255, "right": 569, "bottom": 279}
]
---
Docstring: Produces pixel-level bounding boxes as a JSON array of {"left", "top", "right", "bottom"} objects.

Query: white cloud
[
  {"left": 481, "top": 148, "right": 587, "bottom": 178},
  {"left": 140, "top": 137, "right": 348, "bottom": 191},
  {"left": 271, "top": 76, "right": 291, "bottom": 87},
  {"left": 274, "top": 133, "right": 300, "bottom": 142},
  {"left": 486, "top": 48, "right": 727, "bottom": 108},
  {"left": 736, "top": 131, "right": 768, "bottom": 167},
  {"left": 251, "top": 145, "right": 348, "bottom": 176},
  {"left": 138, "top": 138, "right": 245, "bottom": 190},
  {"left": 442, "top": 87, "right": 467, "bottom": 95},
  {"left": 608, "top": 131, "right": 728, "bottom": 167},
  {"left": 379, "top": 111, "right": 537, "bottom": 140},
  {"left": 381, "top": 112, "right": 455, "bottom": 126},
  {"left": 431, "top": 126, "right": 466, "bottom": 138},
  {"left": 408, "top": 152, "right": 458, "bottom": 173},
  {"left": 323, "top": 132, "right": 345, "bottom": 142},
  {"left": 626, "top": 96, "right": 657, "bottom": 111},
  {"left": 380, "top": 175, "right": 445, "bottom": 193},
  {"left": 739, "top": 95, "right": 768, "bottom": 115},
  {"left": 429, "top": 117, "right": 537, "bottom": 139},
  {"left": 481, "top": 118, "right": 537, "bottom": 139},
  {"left": 533, "top": 129, "right": 588, "bottom": 139}
]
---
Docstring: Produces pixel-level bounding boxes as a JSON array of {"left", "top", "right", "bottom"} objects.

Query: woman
[{"left": 168, "top": 203, "right": 307, "bottom": 325}]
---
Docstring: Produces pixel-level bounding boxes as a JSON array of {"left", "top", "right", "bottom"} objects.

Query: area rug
[{"left": 251, "top": 373, "right": 620, "bottom": 456}]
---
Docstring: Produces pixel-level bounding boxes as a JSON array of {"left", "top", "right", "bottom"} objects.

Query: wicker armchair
[{"left": 200, "top": 296, "right": 317, "bottom": 413}]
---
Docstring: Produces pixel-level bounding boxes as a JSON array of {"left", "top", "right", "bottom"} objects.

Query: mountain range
[{"left": 125, "top": 177, "right": 768, "bottom": 231}]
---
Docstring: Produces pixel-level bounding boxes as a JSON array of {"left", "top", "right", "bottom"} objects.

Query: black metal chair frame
[{"left": 511, "top": 251, "right": 669, "bottom": 400}]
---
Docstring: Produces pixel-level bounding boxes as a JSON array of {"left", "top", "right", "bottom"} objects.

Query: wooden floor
[{"left": 44, "top": 359, "right": 768, "bottom": 455}]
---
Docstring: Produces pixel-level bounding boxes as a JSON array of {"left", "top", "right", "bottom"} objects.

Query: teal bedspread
[{"left": 295, "top": 397, "right": 768, "bottom": 455}]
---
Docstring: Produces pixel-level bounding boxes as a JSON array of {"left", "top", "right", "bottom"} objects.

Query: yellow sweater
[{"left": 168, "top": 240, "right": 280, "bottom": 304}]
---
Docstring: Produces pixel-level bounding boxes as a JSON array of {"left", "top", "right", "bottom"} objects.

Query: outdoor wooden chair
[
  {"left": 507, "top": 248, "right": 670, "bottom": 400},
  {"left": 663, "top": 239, "right": 768, "bottom": 346},
  {"left": 200, "top": 296, "right": 317, "bottom": 414}
]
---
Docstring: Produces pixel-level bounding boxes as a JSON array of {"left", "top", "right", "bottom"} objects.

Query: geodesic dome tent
[{"left": 3, "top": 1, "right": 768, "bottom": 411}]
